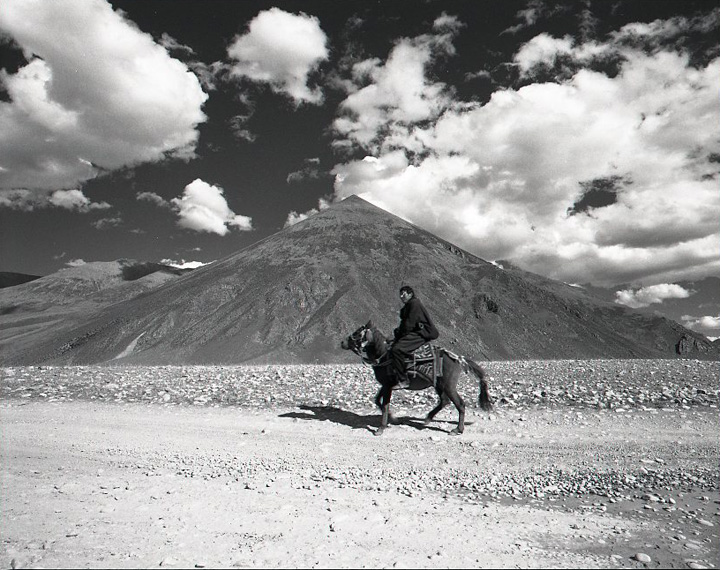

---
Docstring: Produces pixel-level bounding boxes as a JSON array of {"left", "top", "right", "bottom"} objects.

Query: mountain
[
  {"left": 0, "top": 259, "right": 192, "bottom": 354},
  {"left": 0, "top": 272, "right": 41, "bottom": 289},
  {"left": 1, "top": 196, "right": 717, "bottom": 365},
  {"left": 0, "top": 260, "right": 191, "bottom": 311}
]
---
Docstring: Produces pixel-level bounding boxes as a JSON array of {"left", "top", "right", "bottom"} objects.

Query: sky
[{"left": 0, "top": 0, "right": 718, "bottom": 332}]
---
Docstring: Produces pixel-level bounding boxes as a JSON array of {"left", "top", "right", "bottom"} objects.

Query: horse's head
[
  {"left": 340, "top": 320, "right": 373, "bottom": 354},
  {"left": 341, "top": 320, "right": 389, "bottom": 365}
]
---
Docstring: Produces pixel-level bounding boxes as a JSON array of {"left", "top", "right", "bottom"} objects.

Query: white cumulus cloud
[
  {"left": 136, "top": 191, "right": 170, "bottom": 208},
  {"left": 226, "top": 8, "right": 328, "bottom": 105},
  {"left": 171, "top": 179, "right": 252, "bottom": 236},
  {"left": 333, "top": 27, "right": 458, "bottom": 154},
  {"left": 615, "top": 284, "right": 692, "bottom": 309},
  {"left": 160, "top": 258, "right": 212, "bottom": 270},
  {"left": 0, "top": 0, "right": 208, "bottom": 192},
  {"left": 680, "top": 315, "right": 720, "bottom": 331}
]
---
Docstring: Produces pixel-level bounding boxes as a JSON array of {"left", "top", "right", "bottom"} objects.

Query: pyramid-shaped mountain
[{"left": 2, "top": 195, "right": 717, "bottom": 365}]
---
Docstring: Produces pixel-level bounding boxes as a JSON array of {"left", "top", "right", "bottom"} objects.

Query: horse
[{"left": 340, "top": 321, "right": 493, "bottom": 436}]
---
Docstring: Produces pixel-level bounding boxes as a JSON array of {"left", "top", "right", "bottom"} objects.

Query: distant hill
[
  {"left": 0, "top": 259, "right": 192, "bottom": 312},
  {"left": 0, "top": 259, "right": 193, "bottom": 354},
  {"left": 0, "top": 272, "right": 42, "bottom": 289},
  {"left": 1, "top": 196, "right": 716, "bottom": 365}
]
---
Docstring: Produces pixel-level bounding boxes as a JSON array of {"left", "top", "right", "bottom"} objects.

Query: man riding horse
[{"left": 390, "top": 285, "right": 439, "bottom": 389}]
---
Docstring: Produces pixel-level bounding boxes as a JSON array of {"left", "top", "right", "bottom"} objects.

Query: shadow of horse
[{"left": 279, "top": 405, "right": 455, "bottom": 434}]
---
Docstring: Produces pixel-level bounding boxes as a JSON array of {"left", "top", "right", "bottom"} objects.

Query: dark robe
[
  {"left": 391, "top": 296, "right": 439, "bottom": 379},
  {"left": 394, "top": 297, "right": 439, "bottom": 341}
]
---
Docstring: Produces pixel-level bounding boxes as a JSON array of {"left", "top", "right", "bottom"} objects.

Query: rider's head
[{"left": 399, "top": 285, "right": 415, "bottom": 302}]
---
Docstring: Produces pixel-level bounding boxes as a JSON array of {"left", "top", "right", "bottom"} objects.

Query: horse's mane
[{"left": 366, "top": 324, "right": 389, "bottom": 360}]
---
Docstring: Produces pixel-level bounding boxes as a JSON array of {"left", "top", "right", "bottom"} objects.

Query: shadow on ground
[{"left": 279, "top": 405, "right": 457, "bottom": 434}]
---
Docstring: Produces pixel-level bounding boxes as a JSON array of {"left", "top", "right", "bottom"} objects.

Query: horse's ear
[{"left": 366, "top": 320, "right": 373, "bottom": 328}]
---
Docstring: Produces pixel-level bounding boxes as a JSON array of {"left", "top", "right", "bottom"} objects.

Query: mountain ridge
[{"left": 1, "top": 196, "right": 717, "bottom": 365}]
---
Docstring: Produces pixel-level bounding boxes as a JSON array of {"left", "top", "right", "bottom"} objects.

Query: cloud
[
  {"left": 49, "top": 189, "right": 111, "bottom": 211},
  {"left": 681, "top": 315, "right": 720, "bottom": 331},
  {"left": 513, "top": 33, "right": 612, "bottom": 77},
  {"left": 136, "top": 191, "right": 170, "bottom": 208},
  {"left": 158, "top": 32, "right": 195, "bottom": 55},
  {"left": 228, "top": 114, "right": 257, "bottom": 143},
  {"left": 284, "top": 197, "right": 330, "bottom": 227},
  {"left": 331, "top": 10, "right": 720, "bottom": 287},
  {"left": 286, "top": 157, "right": 325, "bottom": 184},
  {"left": 0, "top": 0, "right": 208, "bottom": 192},
  {"left": 160, "top": 258, "right": 212, "bottom": 270},
  {"left": 611, "top": 8, "right": 720, "bottom": 46},
  {"left": 226, "top": 8, "right": 328, "bottom": 105},
  {"left": 332, "top": 25, "right": 459, "bottom": 154},
  {"left": 0, "top": 188, "right": 110, "bottom": 211},
  {"left": 614, "top": 284, "right": 692, "bottom": 309},
  {"left": 502, "top": 1, "right": 569, "bottom": 35},
  {"left": 171, "top": 178, "right": 252, "bottom": 235},
  {"left": 92, "top": 216, "right": 123, "bottom": 230}
]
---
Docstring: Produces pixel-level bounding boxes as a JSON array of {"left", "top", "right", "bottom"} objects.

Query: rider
[{"left": 390, "top": 285, "right": 439, "bottom": 389}]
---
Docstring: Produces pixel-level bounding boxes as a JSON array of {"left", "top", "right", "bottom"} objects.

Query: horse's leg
[
  {"left": 375, "top": 385, "right": 393, "bottom": 436},
  {"left": 424, "top": 388, "right": 448, "bottom": 426},
  {"left": 375, "top": 385, "right": 398, "bottom": 425},
  {"left": 374, "top": 387, "right": 384, "bottom": 411},
  {"left": 443, "top": 365, "right": 466, "bottom": 435}
]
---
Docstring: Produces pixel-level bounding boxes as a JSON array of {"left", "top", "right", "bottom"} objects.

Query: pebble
[
  {"left": 633, "top": 552, "right": 651, "bottom": 563},
  {"left": 2, "top": 360, "right": 717, "bottom": 412}
]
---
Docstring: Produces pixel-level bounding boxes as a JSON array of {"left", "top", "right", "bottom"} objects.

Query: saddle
[{"left": 404, "top": 343, "right": 443, "bottom": 386}]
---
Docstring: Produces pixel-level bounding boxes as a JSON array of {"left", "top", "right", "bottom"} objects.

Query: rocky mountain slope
[
  {"left": 1, "top": 196, "right": 716, "bottom": 365},
  {"left": 0, "top": 260, "right": 190, "bottom": 312},
  {"left": 0, "top": 260, "right": 190, "bottom": 358}
]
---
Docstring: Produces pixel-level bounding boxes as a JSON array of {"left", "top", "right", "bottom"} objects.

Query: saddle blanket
[{"left": 405, "top": 343, "right": 442, "bottom": 384}]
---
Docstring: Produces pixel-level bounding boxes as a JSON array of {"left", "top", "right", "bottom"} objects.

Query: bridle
[
  {"left": 347, "top": 326, "right": 392, "bottom": 369},
  {"left": 347, "top": 326, "right": 374, "bottom": 367}
]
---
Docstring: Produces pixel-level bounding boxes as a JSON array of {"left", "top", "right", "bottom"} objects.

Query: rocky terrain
[{"left": 1, "top": 359, "right": 718, "bottom": 568}]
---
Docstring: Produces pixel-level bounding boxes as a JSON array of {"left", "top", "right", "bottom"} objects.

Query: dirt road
[{"left": 2, "top": 394, "right": 718, "bottom": 569}]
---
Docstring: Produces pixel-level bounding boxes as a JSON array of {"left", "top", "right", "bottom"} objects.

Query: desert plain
[{"left": 1, "top": 359, "right": 718, "bottom": 569}]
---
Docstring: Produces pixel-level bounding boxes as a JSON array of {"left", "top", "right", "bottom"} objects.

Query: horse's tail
[{"left": 443, "top": 350, "right": 493, "bottom": 411}]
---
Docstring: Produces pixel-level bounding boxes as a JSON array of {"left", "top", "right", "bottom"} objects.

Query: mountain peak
[{"left": 2, "top": 197, "right": 717, "bottom": 365}]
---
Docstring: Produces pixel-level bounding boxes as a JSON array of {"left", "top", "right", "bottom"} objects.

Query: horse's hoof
[
  {"left": 422, "top": 417, "right": 432, "bottom": 426},
  {"left": 449, "top": 428, "right": 463, "bottom": 436},
  {"left": 374, "top": 428, "right": 385, "bottom": 437}
]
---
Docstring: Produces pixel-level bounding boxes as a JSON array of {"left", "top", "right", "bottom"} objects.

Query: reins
[{"left": 350, "top": 327, "right": 393, "bottom": 369}]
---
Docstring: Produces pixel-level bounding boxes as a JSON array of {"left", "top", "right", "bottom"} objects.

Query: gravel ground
[
  {"left": 2, "top": 359, "right": 717, "bottom": 411},
  {"left": 1, "top": 359, "right": 718, "bottom": 569}
]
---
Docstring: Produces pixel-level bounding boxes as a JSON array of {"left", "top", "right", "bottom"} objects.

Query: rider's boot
[{"left": 396, "top": 372, "right": 410, "bottom": 389}]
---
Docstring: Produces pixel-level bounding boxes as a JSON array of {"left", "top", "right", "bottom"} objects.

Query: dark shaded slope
[{"left": 1, "top": 196, "right": 716, "bottom": 365}]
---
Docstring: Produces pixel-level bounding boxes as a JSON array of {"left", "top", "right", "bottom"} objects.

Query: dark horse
[{"left": 341, "top": 321, "right": 493, "bottom": 436}]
